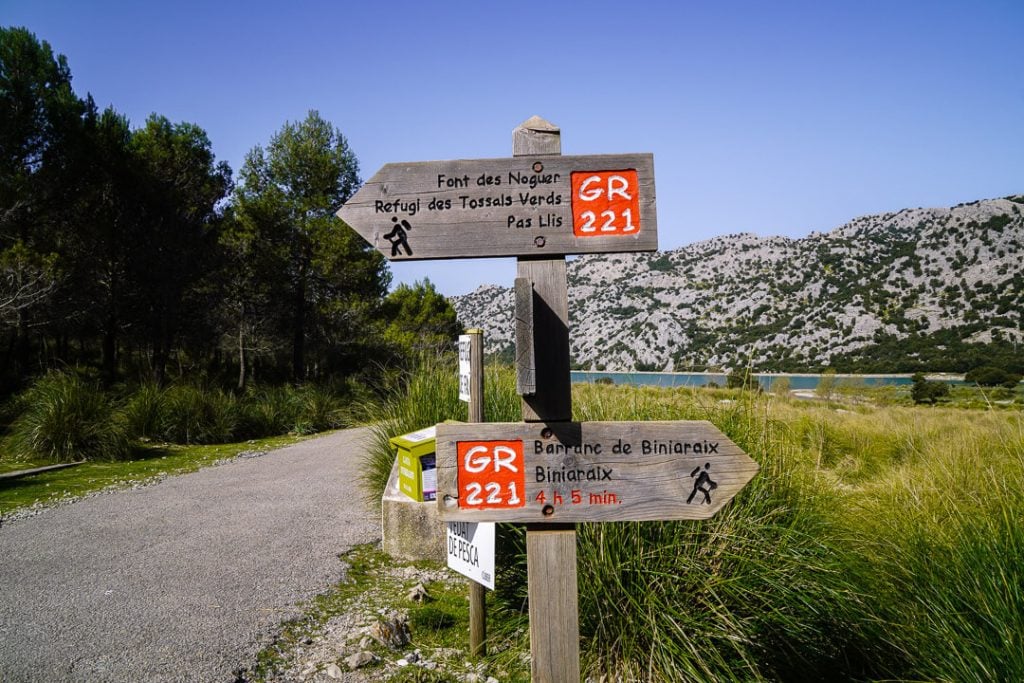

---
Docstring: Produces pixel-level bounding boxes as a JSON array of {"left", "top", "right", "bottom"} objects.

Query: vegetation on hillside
[{"left": 455, "top": 201, "right": 1024, "bottom": 375}]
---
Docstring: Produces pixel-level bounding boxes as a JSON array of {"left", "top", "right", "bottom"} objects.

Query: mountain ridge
[{"left": 452, "top": 195, "right": 1024, "bottom": 373}]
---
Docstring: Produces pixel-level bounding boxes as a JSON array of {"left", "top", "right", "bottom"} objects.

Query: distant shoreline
[{"left": 572, "top": 370, "right": 967, "bottom": 380}]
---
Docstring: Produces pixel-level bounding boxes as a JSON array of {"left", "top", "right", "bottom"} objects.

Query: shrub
[
  {"left": 361, "top": 354, "right": 519, "bottom": 506},
  {"left": 159, "top": 385, "right": 238, "bottom": 444},
  {"left": 293, "top": 385, "right": 345, "bottom": 434},
  {"left": 770, "top": 375, "right": 791, "bottom": 395},
  {"left": 911, "top": 373, "right": 950, "bottom": 404},
  {"left": 726, "top": 368, "right": 759, "bottom": 390},
  {"left": 965, "top": 365, "right": 1023, "bottom": 389},
  {"left": 237, "top": 386, "right": 301, "bottom": 439},
  {"left": 8, "top": 370, "right": 129, "bottom": 462},
  {"left": 123, "top": 383, "right": 166, "bottom": 439},
  {"left": 816, "top": 368, "right": 838, "bottom": 400}
]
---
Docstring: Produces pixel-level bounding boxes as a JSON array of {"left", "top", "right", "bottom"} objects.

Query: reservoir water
[{"left": 570, "top": 371, "right": 966, "bottom": 391}]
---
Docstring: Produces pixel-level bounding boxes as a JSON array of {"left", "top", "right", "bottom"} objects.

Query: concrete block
[{"left": 381, "top": 456, "right": 446, "bottom": 563}]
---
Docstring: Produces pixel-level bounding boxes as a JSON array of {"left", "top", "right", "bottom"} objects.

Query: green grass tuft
[
  {"left": 7, "top": 370, "right": 130, "bottom": 462},
  {"left": 358, "top": 365, "right": 1024, "bottom": 681}
]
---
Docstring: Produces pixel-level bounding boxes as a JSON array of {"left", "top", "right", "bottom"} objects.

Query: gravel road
[{"left": 0, "top": 428, "right": 380, "bottom": 682}]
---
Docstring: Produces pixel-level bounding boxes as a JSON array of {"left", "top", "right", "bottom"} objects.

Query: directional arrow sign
[
  {"left": 435, "top": 421, "right": 759, "bottom": 523},
  {"left": 336, "top": 154, "right": 657, "bottom": 260}
]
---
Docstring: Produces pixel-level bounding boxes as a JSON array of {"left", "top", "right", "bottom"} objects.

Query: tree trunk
[
  {"left": 152, "top": 340, "right": 168, "bottom": 387},
  {"left": 102, "top": 325, "right": 117, "bottom": 385},
  {"left": 292, "top": 269, "right": 306, "bottom": 382},
  {"left": 14, "top": 311, "right": 30, "bottom": 376},
  {"left": 237, "top": 321, "right": 246, "bottom": 391}
]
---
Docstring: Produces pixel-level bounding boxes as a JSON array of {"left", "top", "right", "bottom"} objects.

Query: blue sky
[{"left": 5, "top": 0, "right": 1023, "bottom": 295}]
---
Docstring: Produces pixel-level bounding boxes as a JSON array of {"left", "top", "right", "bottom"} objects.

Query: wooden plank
[
  {"left": 526, "top": 524, "right": 580, "bottom": 683},
  {"left": 513, "top": 116, "right": 580, "bottom": 683},
  {"left": 518, "top": 259, "right": 571, "bottom": 421},
  {"left": 512, "top": 115, "right": 563, "bottom": 157},
  {"left": 513, "top": 277, "right": 537, "bottom": 396},
  {"left": 469, "top": 580, "right": 487, "bottom": 657},
  {"left": 467, "top": 330, "right": 484, "bottom": 423},
  {"left": 336, "top": 153, "right": 657, "bottom": 260},
  {"left": 436, "top": 420, "right": 760, "bottom": 523},
  {"left": 0, "top": 461, "right": 86, "bottom": 481},
  {"left": 465, "top": 329, "right": 487, "bottom": 657}
]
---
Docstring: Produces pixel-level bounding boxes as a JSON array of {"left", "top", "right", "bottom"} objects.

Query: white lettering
[
  {"left": 608, "top": 174, "right": 631, "bottom": 200},
  {"left": 578, "top": 175, "right": 602, "bottom": 201},
  {"left": 492, "top": 445, "right": 519, "bottom": 473},
  {"left": 463, "top": 446, "right": 491, "bottom": 474}
]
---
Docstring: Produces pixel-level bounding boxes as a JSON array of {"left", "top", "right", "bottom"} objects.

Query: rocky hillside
[{"left": 452, "top": 195, "right": 1024, "bottom": 373}]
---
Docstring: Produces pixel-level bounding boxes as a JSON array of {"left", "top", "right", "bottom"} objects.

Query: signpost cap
[
  {"left": 465, "top": 328, "right": 484, "bottom": 335},
  {"left": 515, "top": 115, "right": 560, "bottom": 133}
]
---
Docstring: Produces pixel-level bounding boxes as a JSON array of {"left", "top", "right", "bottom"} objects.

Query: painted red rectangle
[
  {"left": 456, "top": 440, "right": 526, "bottom": 510},
  {"left": 571, "top": 169, "right": 641, "bottom": 237}
]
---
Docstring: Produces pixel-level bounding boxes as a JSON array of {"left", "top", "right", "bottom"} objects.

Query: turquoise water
[{"left": 570, "top": 371, "right": 963, "bottom": 390}]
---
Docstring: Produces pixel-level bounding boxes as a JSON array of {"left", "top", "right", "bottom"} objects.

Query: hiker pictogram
[
  {"left": 383, "top": 216, "right": 413, "bottom": 256},
  {"left": 687, "top": 462, "right": 718, "bottom": 504}
]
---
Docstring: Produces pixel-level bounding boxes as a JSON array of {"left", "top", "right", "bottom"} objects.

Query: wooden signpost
[
  {"left": 436, "top": 420, "right": 758, "bottom": 524},
  {"left": 338, "top": 117, "right": 759, "bottom": 682},
  {"left": 336, "top": 153, "right": 657, "bottom": 260}
]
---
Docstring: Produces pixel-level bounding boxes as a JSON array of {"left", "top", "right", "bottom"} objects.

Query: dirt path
[{"left": 0, "top": 428, "right": 379, "bottom": 682}]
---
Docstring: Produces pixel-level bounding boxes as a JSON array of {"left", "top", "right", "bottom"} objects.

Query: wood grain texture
[
  {"left": 517, "top": 259, "right": 571, "bottom": 421},
  {"left": 466, "top": 329, "right": 487, "bottom": 656},
  {"left": 467, "top": 330, "right": 484, "bottom": 423},
  {"left": 526, "top": 525, "right": 580, "bottom": 683},
  {"left": 469, "top": 576, "right": 487, "bottom": 657},
  {"left": 512, "top": 115, "right": 562, "bottom": 157},
  {"left": 436, "top": 421, "right": 760, "bottom": 523},
  {"left": 513, "top": 116, "right": 581, "bottom": 682},
  {"left": 514, "top": 277, "right": 536, "bottom": 396},
  {"left": 336, "top": 153, "right": 657, "bottom": 260}
]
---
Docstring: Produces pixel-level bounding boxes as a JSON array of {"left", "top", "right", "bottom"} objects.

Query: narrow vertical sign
[{"left": 458, "top": 334, "right": 472, "bottom": 402}]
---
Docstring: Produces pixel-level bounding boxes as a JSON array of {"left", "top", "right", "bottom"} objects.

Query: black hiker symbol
[
  {"left": 687, "top": 462, "right": 718, "bottom": 504},
  {"left": 383, "top": 216, "right": 413, "bottom": 256}
]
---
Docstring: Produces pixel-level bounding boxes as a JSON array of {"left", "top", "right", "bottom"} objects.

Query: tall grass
[
  {"left": 834, "top": 410, "right": 1024, "bottom": 681},
  {"left": 3, "top": 377, "right": 353, "bottom": 461},
  {"left": 362, "top": 366, "right": 1024, "bottom": 681},
  {"left": 7, "top": 370, "right": 130, "bottom": 462},
  {"left": 123, "top": 383, "right": 165, "bottom": 440},
  {"left": 157, "top": 385, "right": 238, "bottom": 445},
  {"left": 360, "top": 354, "right": 519, "bottom": 505},
  {"left": 571, "top": 387, "right": 860, "bottom": 681}
]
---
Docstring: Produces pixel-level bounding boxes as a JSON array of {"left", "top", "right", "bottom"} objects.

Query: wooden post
[
  {"left": 466, "top": 329, "right": 487, "bottom": 657},
  {"left": 514, "top": 116, "right": 580, "bottom": 682},
  {"left": 514, "top": 277, "right": 537, "bottom": 396}
]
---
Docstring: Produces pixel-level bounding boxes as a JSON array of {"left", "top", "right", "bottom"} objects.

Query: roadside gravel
[{"left": 0, "top": 427, "right": 379, "bottom": 683}]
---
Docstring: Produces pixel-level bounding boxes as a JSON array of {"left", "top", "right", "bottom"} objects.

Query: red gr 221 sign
[
  {"left": 456, "top": 440, "right": 526, "bottom": 510},
  {"left": 571, "top": 170, "right": 641, "bottom": 236}
]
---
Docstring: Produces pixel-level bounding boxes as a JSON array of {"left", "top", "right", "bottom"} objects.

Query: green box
[{"left": 390, "top": 426, "right": 437, "bottom": 502}]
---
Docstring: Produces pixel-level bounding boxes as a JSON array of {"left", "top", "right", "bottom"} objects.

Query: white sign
[
  {"left": 446, "top": 521, "right": 495, "bottom": 589},
  {"left": 458, "top": 335, "right": 472, "bottom": 402}
]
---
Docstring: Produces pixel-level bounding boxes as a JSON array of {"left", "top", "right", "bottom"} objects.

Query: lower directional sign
[{"left": 435, "top": 421, "right": 759, "bottom": 523}]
